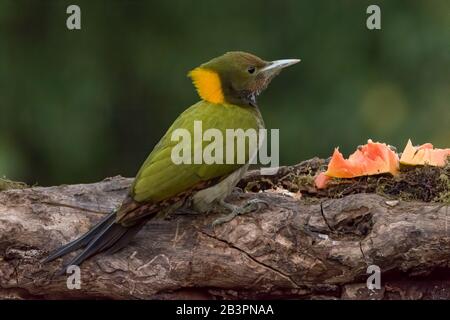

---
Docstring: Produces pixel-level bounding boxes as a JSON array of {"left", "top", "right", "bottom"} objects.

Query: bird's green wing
[{"left": 130, "top": 101, "right": 261, "bottom": 204}]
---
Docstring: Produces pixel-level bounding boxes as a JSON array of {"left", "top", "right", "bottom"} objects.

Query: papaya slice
[
  {"left": 324, "top": 139, "right": 399, "bottom": 178},
  {"left": 314, "top": 172, "right": 331, "bottom": 189},
  {"left": 315, "top": 140, "right": 399, "bottom": 189},
  {"left": 400, "top": 139, "right": 450, "bottom": 167}
]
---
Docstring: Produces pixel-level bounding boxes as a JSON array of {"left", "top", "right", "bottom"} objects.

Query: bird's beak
[{"left": 260, "top": 59, "right": 301, "bottom": 73}]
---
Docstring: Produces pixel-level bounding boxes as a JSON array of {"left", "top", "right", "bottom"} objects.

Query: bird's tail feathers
[{"left": 43, "top": 210, "right": 143, "bottom": 275}]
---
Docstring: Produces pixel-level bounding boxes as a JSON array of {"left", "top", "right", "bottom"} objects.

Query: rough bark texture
[{"left": 0, "top": 159, "right": 449, "bottom": 300}]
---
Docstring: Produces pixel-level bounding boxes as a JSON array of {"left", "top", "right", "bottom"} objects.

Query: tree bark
[{"left": 0, "top": 159, "right": 449, "bottom": 300}]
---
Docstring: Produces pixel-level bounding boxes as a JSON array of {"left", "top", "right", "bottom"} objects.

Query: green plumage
[
  {"left": 131, "top": 100, "right": 262, "bottom": 202},
  {"left": 43, "top": 51, "right": 299, "bottom": 271}
]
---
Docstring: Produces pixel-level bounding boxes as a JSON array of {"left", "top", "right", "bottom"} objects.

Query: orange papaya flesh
[
  {"left": 315, "top": 140, "right": 399, "bottom": 189},
  {"left": 400, "top": 139, "right": 450, "bottom": 167},
  {"left": 324, "top": 140, "right": 399, "bottom": 178},
  {"left": 314, "top": 172, "right": 331, "bottom": 189}
]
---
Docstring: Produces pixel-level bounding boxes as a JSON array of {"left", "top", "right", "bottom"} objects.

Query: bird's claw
[
  {"left": 242, "top": 198, "right": 269, "bottom": 212},
  {"left": 211, "top": 213, "right": 237, "bottom": 227},
  {"left": 212, "top": 198, "right": 269, "bottom": 227}
]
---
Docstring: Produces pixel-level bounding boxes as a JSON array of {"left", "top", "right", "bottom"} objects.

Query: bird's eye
[{"left": 247, "top": 66, "right": 256, "bottom": 74}]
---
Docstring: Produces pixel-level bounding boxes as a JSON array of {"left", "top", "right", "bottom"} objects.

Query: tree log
[{"left": 0, "top": 159, "right": 449, "bottom": 299}]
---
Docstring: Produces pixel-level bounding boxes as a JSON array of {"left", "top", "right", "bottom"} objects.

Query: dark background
[{"left": 1, "top": 0, "right": 449, "bottom": 186}]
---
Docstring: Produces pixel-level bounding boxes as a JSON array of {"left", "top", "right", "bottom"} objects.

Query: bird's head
[{"left": 188, "top": 51, "right": 300, "bottom": 107}]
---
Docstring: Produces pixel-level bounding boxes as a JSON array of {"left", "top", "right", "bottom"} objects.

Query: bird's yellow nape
[{"left": 188, "top": 68, "right": 225, "bottom": 104}]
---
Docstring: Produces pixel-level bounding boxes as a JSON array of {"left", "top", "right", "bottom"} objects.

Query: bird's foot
[{"left": 212, "top": 199, "right": 269, "bottom": 227}]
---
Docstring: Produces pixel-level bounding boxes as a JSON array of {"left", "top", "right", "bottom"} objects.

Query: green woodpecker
[{"left": 44, "top": 52, "right": 300, "bottom": 271}]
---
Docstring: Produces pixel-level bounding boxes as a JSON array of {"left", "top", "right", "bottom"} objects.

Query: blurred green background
[{"left": 0, "top": 0, "right": 449, "bottom": 186}]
